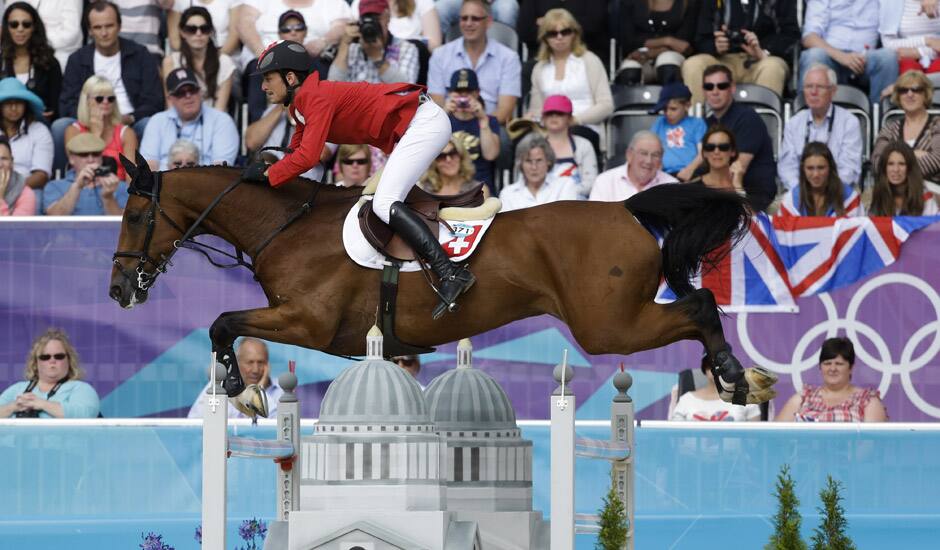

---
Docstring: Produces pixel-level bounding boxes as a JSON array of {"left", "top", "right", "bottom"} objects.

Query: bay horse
[{"left": 109, "top": 156, "right": 776, "bottom": 405}]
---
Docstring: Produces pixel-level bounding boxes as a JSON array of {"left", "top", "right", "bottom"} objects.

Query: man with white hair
[
  {"left": 188, "top": 338, "right": 283, "bottom": 419},
  {"left": 589, "top": 131, "right": 677, "bottom": 201},
  {"left": 777, "top": 64, "right": 862, "bottom": 190}
]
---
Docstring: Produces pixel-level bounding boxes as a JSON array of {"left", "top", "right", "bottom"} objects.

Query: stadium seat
[
  {"left": 733, "top": 84, "right": 784, "bottom": 160},
  {"left": 606, "top": 84, "right": 662, "bottom": 165}
]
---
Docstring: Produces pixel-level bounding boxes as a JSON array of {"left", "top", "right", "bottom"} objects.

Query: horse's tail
[{"left": 624, "top": 184, "right": 751, "bottom": 298}]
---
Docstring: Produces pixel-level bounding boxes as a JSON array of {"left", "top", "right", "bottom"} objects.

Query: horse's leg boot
[
  {"left": 711, "top": 349, "right": 749, "bottom": 406},
  {"left": 217, "top": 346, "right": 246, "bottom": 397},
  {"left": 388, "top": 202, "right": 475, "bottom": 319}
]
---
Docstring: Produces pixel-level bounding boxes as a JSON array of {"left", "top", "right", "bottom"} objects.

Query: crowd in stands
[{"left": 5, "top": 0, "right": 940, "bottom": 422}]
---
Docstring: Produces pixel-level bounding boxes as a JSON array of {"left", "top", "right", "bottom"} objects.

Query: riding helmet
[{"left": 254, "top": 40, "right": 313, "bottom": 76}]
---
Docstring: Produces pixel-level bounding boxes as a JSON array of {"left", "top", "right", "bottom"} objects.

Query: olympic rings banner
[{"left": 2, "top": 219, "right": 940, "bottom": 421}]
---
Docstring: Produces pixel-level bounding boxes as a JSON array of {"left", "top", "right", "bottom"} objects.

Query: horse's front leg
[{"left": 208, "top": 305, "right": 314, "bottom": 397}]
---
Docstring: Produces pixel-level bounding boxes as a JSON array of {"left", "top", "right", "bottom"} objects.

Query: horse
[{"left": 109, "top": 156, "right": 777, "bottom": 405}]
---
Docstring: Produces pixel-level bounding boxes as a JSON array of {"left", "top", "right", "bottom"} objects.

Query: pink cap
[{"left": 542, "top": 95, "right": 573, "bottom": 115}]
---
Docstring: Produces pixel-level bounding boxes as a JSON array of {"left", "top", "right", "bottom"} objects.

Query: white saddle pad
[{"left": 342, "top": 197, "right": 497, "bottom": 272}]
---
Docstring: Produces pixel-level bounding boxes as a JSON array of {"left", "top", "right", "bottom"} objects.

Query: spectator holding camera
[
  {"left": 443, "top": 68, "right": 499, "bottom": 191},
  {"left": 1, "top": 2, "right": 62, "bottom": 122},
  {"left": 0, "top": 329, "right": 100, "bottom": 419},
  {"left": 351, "top": 0, "right": 442, "bottom": 50},
  {"left": 41, "top": 133, "right": 127, "bottom": 215},
  {"left": 682, "top": 0, "right": 799, "bottom": 104},
  {"left": 0, "top": 76, "right": 50, "bottom": 190},
  {"left": 329, "top": 0, "right": 420, "bottom": 84},
  {"left": 236, "top": 0, "right": 351, "bottom": 70},
  {"left": 0, "top": 135, "right": 35, "bottom": 215},
  {"left": 63, "top": 76, "right": 137, "bottom": 182}
]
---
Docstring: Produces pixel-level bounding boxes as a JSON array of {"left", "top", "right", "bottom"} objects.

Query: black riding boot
[{"left": 388, "top": 201, "right": 476, "bottom": 319}]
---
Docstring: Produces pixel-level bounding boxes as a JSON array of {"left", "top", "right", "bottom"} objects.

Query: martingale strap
[{"left": 379, "top": 260, "right": 435, "bottom": 357}]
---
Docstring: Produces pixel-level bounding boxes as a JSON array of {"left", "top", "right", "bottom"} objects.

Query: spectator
[
  {"left": 419, "top": 134, "right": 489, "bottom": 195},
  {"left": 114, "top": 0, "right": 173, "bottom": 59},
  {"left": 541, "top": 94, "right": 597, "bottom": 199},
  {"left": 428, "top": 0, "right": 521, "bottom": 125},
  {"left": 499, "top": 132, "right": 577, "bottom": 211},
  {"left": 168, "top": 0, "right": 240, "bottom": 56},
  {"left": 682, "top": 0, "right": 798, "bottom": 105},
  {"left": 589, "top": 131, "right": 676, "bottom": 201},
  {"left": 872, "top": 70, "right": 940, "bottom": 182},
  {"left": 5, "top": 0, "right": 83, "bottom": 70},
  {"left": 1, "top": 2, "right": 61, "bottom": 121},
  {"left": 237, "top": 0, "right": 351, "bottom": 70},
  {"left": 670, "top": 353, "right": 761, "bottom": 421},
  {"left": 438, "top": 0, "right": 517, "bottom": 39},
  {"left": 526, "top": 8, "right": 613, "bottom": 138},
  {"left": 800, "top": 0, "right": 897, "bottom": 105},
  {"left": 649, "top": 82, "right": 706, "bottom": 180},
  {"left": 0, "top": 329, "right": 100, "bottom": 419},
  {"left": 701, "top": 64, "right": 777, "bottom": 211},
  {"left": 352, "top": 0, "right": 442, "bottom": 51},
  {"left": 334, "top": 144, "right": 373, "bottom": 187},
  {"left": 55, "top": 0, "right": 164, "bottom": 171},
  {"left": 0, "top": 135, "right": 34, "bottom": 214},
  {"left": 443, "top": 68, "right": 499, "bottom": 191},
  {"left": 775, "top": 336, "right": 887, "bottom": 422},
  {"left": 879, "top": 0, "right": 940, "bottom": 78},
  {"left": 692, "top": 125, "right": 744, "bottom": 193},
  {"left": 167, "top": 138, "right": 199, "bottom": 168},
  {"left": 63, "top": 75, "right": 138, "bottom": 182},
  {"left": 392, "top": 354, "right": 422, "bottom": 387},
  {"left": 518, "top": 0, "right": 609, "bottom": 70},
  {"left": 778, "top": 64, "right": 862, "bottom": 190},
  {"left": 329, "top": 0, "right": 420, "bottom": 84},
  {"left": 188, "top": 338, "right": 283, "bottom": 419},
  {"left": 244, "top": 103, "right": 335, "bottom": 181},
  {"left": 163, "top": 6, "right": 235, "bottom": 112},
  {"left": 867, "top": 140, "right": 940, "bottom": 216},
  {"left": 41, "top": 133, "right": 127, "bottom": 215},
  {"left": 140, "top": 68, "right": 238, "bottom": 170},
  {"left": 616, "top": 0, "right": 699, "bottom": 86},
  {"left": 0, "top": 77, "right": 49, "bottom": 189},
  {"left": 778, "top": 142, "right": 862, "bottom": 217}
]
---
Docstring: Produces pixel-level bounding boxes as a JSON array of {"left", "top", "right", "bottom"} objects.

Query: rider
[{"left": 243, "top": 40, "right": 475, "bottom": 319}]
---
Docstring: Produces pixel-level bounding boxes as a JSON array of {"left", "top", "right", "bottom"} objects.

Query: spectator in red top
[{"left": 243, "top": 39, "right": 474, "bottom": 319}]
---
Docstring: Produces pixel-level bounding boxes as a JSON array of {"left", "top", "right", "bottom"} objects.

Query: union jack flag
[{"left": 657, "top": 214, "right": 940, "bottom": 312}]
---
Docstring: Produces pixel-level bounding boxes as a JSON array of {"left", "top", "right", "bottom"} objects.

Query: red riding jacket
[{"left": 267, "top": 72, "right": 425, "bottom": 187}]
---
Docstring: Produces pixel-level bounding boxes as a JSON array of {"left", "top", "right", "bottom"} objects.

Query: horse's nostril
[{"left": 109, "top": 286, "right": 123, "bottom": 302}]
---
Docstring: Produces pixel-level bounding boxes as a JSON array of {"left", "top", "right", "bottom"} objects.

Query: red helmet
[{"left": 254, "top": 40, "right": 313, "bottom": 76}]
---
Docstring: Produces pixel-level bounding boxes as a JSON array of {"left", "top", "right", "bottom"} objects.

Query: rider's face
[{"left": 262, "top": 72, "right": 289, "bottom": 104}]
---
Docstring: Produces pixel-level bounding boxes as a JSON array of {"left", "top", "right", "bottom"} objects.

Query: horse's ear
[
  {"left": 119, "top": 154, "right": 137, "bottom": 180},
  {"left": 132, "top": 152, "right": 155, "bottom": 194}
]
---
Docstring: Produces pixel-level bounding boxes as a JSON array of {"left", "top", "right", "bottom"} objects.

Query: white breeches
[{"left": 372, "top": 98, "right": 453, "bottom": 223}]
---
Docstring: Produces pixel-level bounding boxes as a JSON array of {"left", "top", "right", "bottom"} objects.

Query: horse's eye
[{"left": 127, "top": 212, "right": 142, "bottom": 224}]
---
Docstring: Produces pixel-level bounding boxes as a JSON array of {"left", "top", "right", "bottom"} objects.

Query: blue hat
[
  {"left": 649, "top": 82, "right": 692, "bottom": 114},
  {"left": 448, "top": 69, "right": 479, "bottom": 91},
  {"left": 0, "top": 77, "right": 45, "bottom": 119}
]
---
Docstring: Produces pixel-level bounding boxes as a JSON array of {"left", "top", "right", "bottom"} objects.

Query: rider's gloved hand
[{"left": 242, "top": 160, "right": 270, "bottom": 184}]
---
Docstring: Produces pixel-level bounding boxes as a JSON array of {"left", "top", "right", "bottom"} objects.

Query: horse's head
[{"left": 109, "top": 153, "right": 186, "bottom": 308}]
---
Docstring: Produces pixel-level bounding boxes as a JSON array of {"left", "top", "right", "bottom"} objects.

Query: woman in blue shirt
[{"left": 0, "top": 329, "right": 100, "bottom": 418}]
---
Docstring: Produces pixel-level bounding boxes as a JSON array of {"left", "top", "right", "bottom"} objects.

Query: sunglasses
[
  {"left": 279, "top": 23, "right": 306, "bottom": 33},
  {"left": 460, "top": 15, "right": 487, "bottom": 23},
  {"left": 393, "top": 357, "right": 417, "bottom": 366},
  {"left": 38, "top": 353, "right": 67, "bottom": 361},
  {"left": 436, "top": 150, "right": 458, "bottom": 161},
  {"left": 172, "top": 86, "right": 200, "bottom": 98},
  {"left": 703, "top": 81, "right": 732, "bottom": 91},
  {"left": 182, "top": 23, "right": 212, "bottom": 35},
  {"left": 93, "top": 95, "right": 116, "bottom": 104},
  {"left": 8, "top": 20, "right": 32, "bottom": 30},
  {"left": 341, "top": 158, "right": 369, "bottom": 166},
  {"left": 898, "top": 86, "right": 926, "bottom": 95},
  {"left": 545, "top": 28, "right": 574, "bottom": 39},
  {"left": 703, "top": 142, "right": 732, "bottom": 152}
]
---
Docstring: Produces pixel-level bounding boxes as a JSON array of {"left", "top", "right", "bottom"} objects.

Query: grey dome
[
  {"left": 425, "top": 367, "right": 516, "bottom": 430},
  {"left": 319, "top": 359, "right": 430, "bottom": 425}
]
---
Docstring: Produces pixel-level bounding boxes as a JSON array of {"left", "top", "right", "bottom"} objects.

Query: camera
[
  {"left": 93, "top": 156, "right": 118, "bottom": 178},
  {"left": 728, "top": 29, "right": 747, "bottom": 48},
  {"left": 13, "top": 408, "right": 40, "bottom": 418},
  {"left": 358, "top": 13, "right": 383, "bottom": 43},
  {"left": 456, "top": 98, "right": 471, "bottom": 109}
]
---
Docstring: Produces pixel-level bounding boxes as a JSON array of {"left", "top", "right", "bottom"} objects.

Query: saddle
[{"left": 358, "top": 171, "right": 486, "bottom": 261}]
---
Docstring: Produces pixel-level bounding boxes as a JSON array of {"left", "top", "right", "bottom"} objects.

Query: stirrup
[{"left": 430, "top": 267, "right": 476, "bottom": 320}]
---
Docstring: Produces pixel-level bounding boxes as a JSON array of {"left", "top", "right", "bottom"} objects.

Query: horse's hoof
[
  {"left": 745, "top": 366, "right": 778, "bottom": 391},
  {"left": 231, "top": 384, "right": 269, "bottom": 420},
  {"left": 746, "top": 386, "right": 776, "bottom": 405}
]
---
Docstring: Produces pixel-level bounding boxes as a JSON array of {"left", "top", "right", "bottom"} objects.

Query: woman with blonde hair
[
  {"left": 525, "top": 8, "right": 613, "bottom": 136},
  {"left": 872, "top": 70, "right": 940, "bottom": 182},
  {"left": 0, "top": 329, "right": 100, "bottom": 418},
  {"left": 63, "top": 75, "right": 137, "bottom": 181},
  {"left": 418, "top": 135, "right": 489, "bottom": 196},
  {"left": 334, "top": 144, "right": 373, "bottom": 188}
]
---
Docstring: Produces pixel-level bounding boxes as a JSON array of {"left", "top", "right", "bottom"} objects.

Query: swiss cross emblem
[{"left": 443, "top": 224, "right": 482, "bottom": 257}]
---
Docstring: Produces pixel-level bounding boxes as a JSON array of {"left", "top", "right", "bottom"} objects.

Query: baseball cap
[
  {"left": 278, "top": 10, "right": 306, "bottom": 28},
  {"left": 166, "top": 68, "right": 200, "bottom": 95},
  {"left": 359, "top": 0, "right": 389, "bottom": 15},
  {"left": 67, "top": 133, "right": 106, "bottom": 154},
  {"left": 649, "top": 82, "right": 692, "bottom": 114},
  {"left": 542, "top": 94, "right": 573, "bottom": 115},
  {"left": 448, "top": 68, "right": 479, "bottom": 91}
]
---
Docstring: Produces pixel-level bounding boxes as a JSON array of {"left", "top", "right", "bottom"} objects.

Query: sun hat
[{"left": 0, "top": 77, "right": 45, "bottom": 119}]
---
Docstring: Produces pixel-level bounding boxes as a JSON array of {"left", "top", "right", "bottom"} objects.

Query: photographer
[
  {"left": 444, "top": 68, "right": 499, "bottom": 191},
  {"left": 328, "top": 0, "right": 420, "bottom": 84},
  {"left": 681, "top": 0, "right": 799, "bottom": 104},
  {"left": 41, "top": 133, "right": 127, "bottom": 216},
  {"left": 0, "top": 329, "right": 100, "bottom": 419}
]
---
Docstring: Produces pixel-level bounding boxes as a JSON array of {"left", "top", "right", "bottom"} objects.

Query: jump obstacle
[{"left": 201, "top": 336, "right": 634, "bottom": 550}]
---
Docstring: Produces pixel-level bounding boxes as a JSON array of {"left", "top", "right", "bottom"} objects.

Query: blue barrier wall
[{"left": 1, "top": 421, "right": 937, "bottom": 549}]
